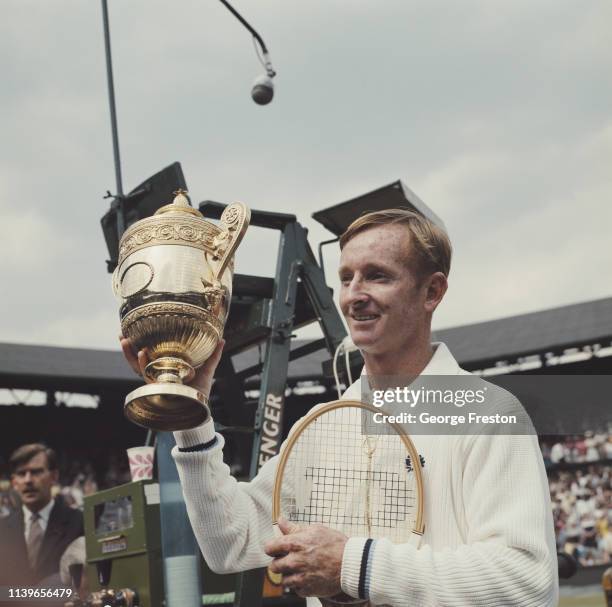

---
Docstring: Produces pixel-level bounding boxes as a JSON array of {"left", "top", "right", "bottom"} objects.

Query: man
[
  {"left": 122, "top": 209, "right": 558, "bottom": 605},
  {"left": 0, "top": 444, "right": 84, "bottom": 587}
]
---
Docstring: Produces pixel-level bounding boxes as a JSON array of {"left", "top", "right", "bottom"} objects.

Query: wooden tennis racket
[{"left": 271, "top": 399, "right": 425, "bottom": 606}]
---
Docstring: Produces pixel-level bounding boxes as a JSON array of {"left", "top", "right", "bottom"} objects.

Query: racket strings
[{"left": 279, "top": 406, "right": 418, "bottom": 542}]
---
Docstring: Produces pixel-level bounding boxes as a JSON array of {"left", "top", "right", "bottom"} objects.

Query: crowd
[
  {"left": 549, "top": 464, "right": 612, "bottom": 566},
  {"left": 542, "top": 431, "right": 612, "bottom": 566},
  {"left": 55, "top": 451, "right": 131, "bottom": 508},
  {"left": 541, "top": 431, "right": 612, "bottom": 466}
]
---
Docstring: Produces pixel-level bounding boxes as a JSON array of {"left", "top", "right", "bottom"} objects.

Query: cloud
[
  {"left": 431, "top": 118, "right": 612, "bottom": 328},
  {"left": 0, "top": 199, "right": 65, "bottom": 270},
  {"left": 2, "top": 304, "right": 119, "bottom": 350}
]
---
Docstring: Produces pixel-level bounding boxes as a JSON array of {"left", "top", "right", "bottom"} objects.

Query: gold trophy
[{"left": 113, "top": 191, "right": 250, "bottom": 431}]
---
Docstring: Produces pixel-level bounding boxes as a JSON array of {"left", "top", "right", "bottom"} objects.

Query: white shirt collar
[{"left": 23, "top": 497, "right": 55, "bottom": 534}]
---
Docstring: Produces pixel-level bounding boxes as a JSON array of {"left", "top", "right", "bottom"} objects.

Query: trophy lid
[{"left": 155, "top": 190, "right": 203, "bottom": 218}]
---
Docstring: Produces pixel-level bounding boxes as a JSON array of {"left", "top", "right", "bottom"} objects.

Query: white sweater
[{"left": 172, "top": 343, "right": 558, "bottom": 606}]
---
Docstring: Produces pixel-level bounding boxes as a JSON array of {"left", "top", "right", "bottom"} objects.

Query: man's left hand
[{"left": 264, "top": 519, "right": 348, "bottom": 598}]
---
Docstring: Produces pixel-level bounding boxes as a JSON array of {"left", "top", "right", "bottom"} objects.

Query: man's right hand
[{"left": 119, "top": 336, "right": 225, "bottom": 401}]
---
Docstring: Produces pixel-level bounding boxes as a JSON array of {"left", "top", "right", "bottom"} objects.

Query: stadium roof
[
  {"left": 1, "top": 297, "right": 611, "bottom": 391},
  {"left": 0, "top": 342, "right": 139, "bottom": 392},
  {"left": 432, "top": 296, "right": 612, "bottom": 369}
]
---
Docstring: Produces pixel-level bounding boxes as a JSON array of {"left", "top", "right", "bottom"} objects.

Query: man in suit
[{"left": 0, "top": 444, "right": 83, "bottom": 586}]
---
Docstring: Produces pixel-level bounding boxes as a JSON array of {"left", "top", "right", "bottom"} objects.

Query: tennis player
[{"left": 122, "top": 209, "right": 558, "bottom": 606}]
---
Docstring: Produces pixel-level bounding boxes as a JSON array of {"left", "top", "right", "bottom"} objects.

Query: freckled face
[{"left": 339, "top": 224, "right": 428, "bottom": 357}]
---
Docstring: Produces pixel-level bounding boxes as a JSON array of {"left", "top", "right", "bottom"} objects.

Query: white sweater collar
[{"left": 343, "top": 341, "right": 461, "bottom": 400}]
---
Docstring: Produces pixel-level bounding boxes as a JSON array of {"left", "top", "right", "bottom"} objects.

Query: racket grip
[
  {"left": 272, "top": 521, "right": 283, "bottom": 538},
  {"left": 267, "top": 523, "right": 285, "bottom": 587}
]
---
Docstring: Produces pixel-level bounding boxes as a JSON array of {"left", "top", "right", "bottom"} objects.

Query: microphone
[
  {"left": 251, "top": 74, "right": 274, "bottom": 105},
  {"left": 217, "top": 0, "right": 277, "bottom": 105},
  {"left": 251, "top": 51, "right": 276, "bottom": 105}
]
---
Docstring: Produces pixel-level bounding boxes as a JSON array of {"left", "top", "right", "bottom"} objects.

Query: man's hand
[
  {"left": 264, "top": 519, "right": 348, "bottom": 598},
  {"left": 119, "top": 335, "right": 225, "bottom": 398}
]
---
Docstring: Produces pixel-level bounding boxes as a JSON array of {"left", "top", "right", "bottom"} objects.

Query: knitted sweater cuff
[
  {"left": 173, "top": 419, "right": 216, "bottom": 449},
  {"left": 341, "top": 537, "right": 369, "bottom": 599}
]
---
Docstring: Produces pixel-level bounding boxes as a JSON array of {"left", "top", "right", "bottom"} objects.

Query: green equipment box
[{"left": 84, "top": 480, "right": 163, "bottom": 607}]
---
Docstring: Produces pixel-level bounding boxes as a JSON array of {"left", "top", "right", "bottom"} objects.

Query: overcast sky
[{"left": 2, "top": 0, "right": 611, "bottom": 351}]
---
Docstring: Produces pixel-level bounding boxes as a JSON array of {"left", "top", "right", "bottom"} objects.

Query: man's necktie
[{"left": 27, "top": 512, "right": 44, "bottom": 568}]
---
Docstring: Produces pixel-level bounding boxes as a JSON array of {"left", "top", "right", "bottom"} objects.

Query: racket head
[{"left": 273, "top": 399, "right": 424, "bottom": 543}]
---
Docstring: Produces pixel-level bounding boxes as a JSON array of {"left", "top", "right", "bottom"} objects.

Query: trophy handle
[{"left": 212, "top": 202, "right": 251, "bottom": 281}]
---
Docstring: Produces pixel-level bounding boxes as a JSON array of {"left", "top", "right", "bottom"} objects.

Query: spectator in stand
[
  {"left": 550, "top": 440, "right": 567, "bottom": 464},
  {"left": 584, "top": 431, "right": 599, "bottom": 462},
  {"left": 603, "top": 518, "right": 612, "bottom": 563},
  {"left": 0, "top": 444, "right": 84, "bottom": 586},
  {"left": 604, "top": 436, "right": 612, "bottom": 460},
  {"left": 103, "top": 452, "right": 131, "bottom": 488},
  {"left": 573, "top": 435, "right": 586, "bottom": 462}
]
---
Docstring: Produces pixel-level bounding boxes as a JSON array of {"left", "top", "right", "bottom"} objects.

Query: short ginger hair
[{"left": 339, "top": 208, "right": 452, "bottom": 279}]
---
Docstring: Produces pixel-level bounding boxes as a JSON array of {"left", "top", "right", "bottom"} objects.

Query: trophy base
[{"left": 124, "top": 383, "right": 210, "bottom": 431}]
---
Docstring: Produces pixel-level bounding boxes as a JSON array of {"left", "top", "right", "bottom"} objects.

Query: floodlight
[{"left": 312, "top": 180, "right": 446, "bottom": 236}]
